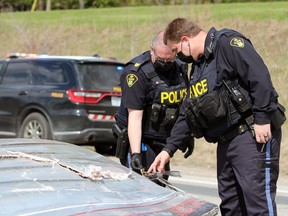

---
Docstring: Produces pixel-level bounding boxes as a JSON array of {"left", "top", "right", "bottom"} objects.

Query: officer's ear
[
  {"left": 181, "top": 35, "right": 190, "bottom": 43},
  {"left": 150, "top": 46, "right": 155, "bottom": 59},
  {"left": 149, "top": 44, "right": 153, "bottom": 53}
]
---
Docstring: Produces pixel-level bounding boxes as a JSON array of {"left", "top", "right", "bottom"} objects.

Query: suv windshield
[{"left": 77, "top": 63, "right": 124, "bottom": 91}]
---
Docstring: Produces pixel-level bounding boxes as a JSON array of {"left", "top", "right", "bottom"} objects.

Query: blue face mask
[{"left": 177, "top": 41, "right": 195, "bottom": 63}]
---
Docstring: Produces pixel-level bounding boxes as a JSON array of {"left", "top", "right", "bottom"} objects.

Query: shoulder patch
[
  {"left": 134, "top": 62, "right": 141, "bottom": 67},
  {"left": 126, "top": 74, "right": 138, "bottom": 87},
  {"left": 230, "top": 37, "right": 245, "bottom": 48}
]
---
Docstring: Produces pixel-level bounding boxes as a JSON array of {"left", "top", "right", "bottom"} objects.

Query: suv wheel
[{"left": 19, "top": 113, "right": 52, "bottom": 139}]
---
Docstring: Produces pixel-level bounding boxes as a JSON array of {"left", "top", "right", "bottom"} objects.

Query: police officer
[
  {"left": 148, "top": 18, "right": 285, "bottom": 215},
  {"left": 114, "top": 31, "right": 194, "bottom": 176}
]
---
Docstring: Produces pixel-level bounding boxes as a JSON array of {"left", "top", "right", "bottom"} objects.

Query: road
[
  {"left": 106, "top": 155, "right": 288, "bottom": 215},
  {"left": 169, "top": 174, "right": 288, "bottom": 216}
]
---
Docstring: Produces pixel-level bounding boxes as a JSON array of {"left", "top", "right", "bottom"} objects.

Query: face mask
[
  {"left": 153, "top": 59, "right": 174, "bottom": 73},
  {"left": 177, "top": 51, "right": 195, "bottom": 63},
  {"left": 177, "top": 41, "right": 195, "bottom": 63}
]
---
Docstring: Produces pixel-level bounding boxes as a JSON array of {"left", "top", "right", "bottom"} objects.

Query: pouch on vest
[
  {"left": 163, "top": 107, "right": 178, "bottom": 127},
  {"left": 195, "top": 89, "right": 228, "bottom": 128},
  {"left": 151, "top": 103, "right": 162, "bottom": 124},
  {"left": 184, "top": 104, "right": 204, "bottom": 138}
]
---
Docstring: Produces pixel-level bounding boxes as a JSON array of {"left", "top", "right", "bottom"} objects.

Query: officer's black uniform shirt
[
  {"left": 116, "top": 51, "right": 186, "bottom": 141},
  {"left": 165, "top": 27, "right": 279, "bottom": 154},
  {"left": 116, "top": 52, "right": 152, "bottom": 128}
]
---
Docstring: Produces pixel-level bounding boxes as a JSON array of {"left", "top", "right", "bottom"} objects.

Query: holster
[
  {"left": 112, "top": 124, "right": 129, "bottom": 159},
  {"left": 271, "top": 103, "right": 286, "bottom": 130}
]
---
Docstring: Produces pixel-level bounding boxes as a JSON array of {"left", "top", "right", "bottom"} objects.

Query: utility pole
[
  {"left": 79, "top": 0, "right": 85, "bottom": 9},
  {"left": 46, "top": 0, "right": 51, "bottom": 11}
]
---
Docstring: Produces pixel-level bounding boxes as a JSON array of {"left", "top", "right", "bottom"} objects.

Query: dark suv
[{"left": 0, "top": 53, "right": 124, "bottom": 152}]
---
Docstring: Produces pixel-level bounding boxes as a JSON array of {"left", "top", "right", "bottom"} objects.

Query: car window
[
  {"left": 77, "top": 63, "right": 124, "bottom": 90},
  {"left": 34, "top": 61, "right": 69, "bottom": 84},
  {"left": 2, "top": 62, "right": 32, "bottom": 84}
]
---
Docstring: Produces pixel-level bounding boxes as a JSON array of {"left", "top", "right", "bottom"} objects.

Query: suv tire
[{"left": 19, "top": 113, "right": 52, "bottom": 140}]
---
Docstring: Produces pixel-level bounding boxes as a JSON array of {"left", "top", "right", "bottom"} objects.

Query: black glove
[
  {"left": 182, "top": 137, "right": 195, "bottom": 159},
  {"left": 131, "top": 153, "right": 144, "bottom": 170}
]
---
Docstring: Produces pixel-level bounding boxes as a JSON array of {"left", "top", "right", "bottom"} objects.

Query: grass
[{"left": 0, "top": 2, "right": 287, "bottom": 177}]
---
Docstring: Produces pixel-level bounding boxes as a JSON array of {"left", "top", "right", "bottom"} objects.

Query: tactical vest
[
  {"left": 185, "top": 28, "right": 253, "bottom": 141},
  {"left": 129, "top": 51, "right": 188, "bottom": 142}
]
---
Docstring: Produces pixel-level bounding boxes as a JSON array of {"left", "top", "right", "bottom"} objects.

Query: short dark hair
[{"left": 164, "top": 18, "right": 202, "bottom": 44}]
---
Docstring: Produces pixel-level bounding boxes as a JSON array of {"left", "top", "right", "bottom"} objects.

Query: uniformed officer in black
[
  {"left": 148, "top": 18, "right": 285, "bottom": 215},
  {"left": 114, "top": 31, "right": 193, "bottom": 175}
]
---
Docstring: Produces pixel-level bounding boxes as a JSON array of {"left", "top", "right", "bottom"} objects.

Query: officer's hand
[
  {"left": 131, "top": 153, "right": 144, "bottom": 170},
  {"left": 254, "top": 123, "right": 271, "bottom": 144},
  {"left": 148, "top": 150, "right": 170, "bottom": 174},
  {"left": 182, "top": 137, "right": 195, "bottom": 159}
]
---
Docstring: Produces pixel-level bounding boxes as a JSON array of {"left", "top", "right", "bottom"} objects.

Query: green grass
[
  {"left": 208, "top": 2, "right": 288, "bottom": 20},
  {"left": 0, "top": 2, "right": 287, "bottom": 60},
  {"left": 1, "top": 2, "right": 286, "bottom": 28},
  {"left": 0, "top": 2, "right": 287, "bottom": 176}
]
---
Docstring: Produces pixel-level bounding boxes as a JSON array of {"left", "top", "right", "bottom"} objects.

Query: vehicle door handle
[{"left": 19, "top": 91, "right": 28, "bottom": 95}]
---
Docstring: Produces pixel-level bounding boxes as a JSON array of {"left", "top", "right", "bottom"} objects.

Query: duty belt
[
  {"left": 218, "top": 124, "right": 249, "bottom": 143},
  {"left": 206, "top": 115, "right": 254, "bottom": 144}
]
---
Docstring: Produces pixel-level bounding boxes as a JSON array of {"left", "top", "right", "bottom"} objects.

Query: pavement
[
  {"left": 169, "top": 164, "right": 288, "bottom": 216},
  {"left": 107, "top": 155, "right": 288, "bottom": 216}
]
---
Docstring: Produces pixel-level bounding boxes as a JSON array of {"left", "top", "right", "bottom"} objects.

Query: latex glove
[
  {"left": 182, "top": 137, "right": 194, "bottom": 159},
  {"left": 131, "top": 153, "right": 144, "bottom": 170}
]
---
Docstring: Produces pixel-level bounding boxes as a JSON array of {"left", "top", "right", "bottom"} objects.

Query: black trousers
[{"left": 217, "top": 128, "right": 281, "bottom": 216}]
